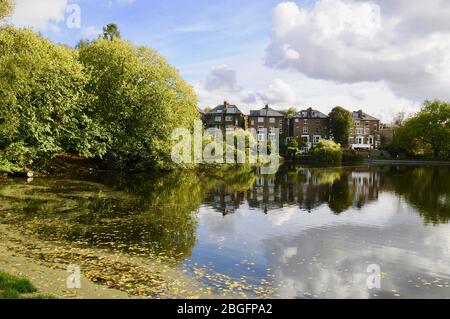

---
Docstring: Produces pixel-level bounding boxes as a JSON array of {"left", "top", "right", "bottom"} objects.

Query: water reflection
[{"left": 0, "top": 165, "right": 449, "bottom": 298}]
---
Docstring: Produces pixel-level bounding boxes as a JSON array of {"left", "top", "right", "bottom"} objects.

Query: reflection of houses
[
  {"left": 203, "top": 101, "right": 246, "bottom": 132},
  {"left": 205, "top": 187, "right": 246, "bottom": 216},
  {"left": 247, "top": 170, "right": 331, "bottom": 213},
  {"left": 349, "top": 110, "right": 381, "bottom": 150},
  {"left": 247, "top": 175, "right": 283, "bottom": 213},
  {"left": 349, "top": 170, "right": 380, "bottom": 207},
  {"left": 290, "top": 108, "right": 330, "bottom": 152}
]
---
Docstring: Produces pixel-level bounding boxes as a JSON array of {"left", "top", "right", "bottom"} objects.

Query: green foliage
[
  {"left": 286, "top": 138, "right": 307, "bottom": 159},
  {"left": 0, "top": 271, "right": 37, "bottom": 299},
  {"left": 0, "top": 0, "right": 13, "bottom": 20},
  {"left": 329, "top": 106, "right": 353, "bottom": 147},
  {"left": 78, "top": 39, "right": 200, "bottom": 170},
  {"left": 342, "top": 149, "right": 364, "bottom": 163},
  {"left": 102, "top": 23, "right": 121, "bottom": 41},
  {"left": 311, "top": 140, "right": 343, "bottom": 166},
  {"left": 283, "top": 107, "right": 297, "bottom": 119},
  {"left": 0, "top": 27, "right": 107, "bottom": 171},
  {"left": 391, "top": 100, "right": 450, "bottom": 159}
]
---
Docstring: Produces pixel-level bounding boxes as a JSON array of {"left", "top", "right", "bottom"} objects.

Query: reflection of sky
[{"left": 186, "top": 192, "right": 450, "bottom": 298}]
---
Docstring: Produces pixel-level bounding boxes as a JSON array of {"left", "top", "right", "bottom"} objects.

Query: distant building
[
  {"left": 248, "top": 105, "right": 285, "bottom": 142},
  {"left": 379, "top": 124, "right": 398, "bottom": 146},
  {"left": 290, "top": 108, "right": 330, "bottom": 152},
  {"left": 202, "top": 101, "right": 246, "bottom": 131},
  {"left": 349, "top": 110, "right": 381, "bottom": 150}
]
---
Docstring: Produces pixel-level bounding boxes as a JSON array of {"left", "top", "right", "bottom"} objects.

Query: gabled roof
[
  {"left": 249, "top": 105, "right": 284, "bottom": 117},
  {"left": 208, "top": 101, "right": 244, "bottom": 115},
  {"left": 294, "top": 107, "right": 328, "bottom": 119},
  {"left": 352, "top": 110, "right": 379, "bottom": 121}
]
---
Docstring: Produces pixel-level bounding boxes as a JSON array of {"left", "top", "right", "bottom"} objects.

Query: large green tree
[
  {"left": 329, "top": 106, "right": 353, "bottom": 147},
  {"left": 78, "top": 38, "right": 199, "bottom": 170},
  {"left": 0, "top": 27, "right": 106, "bottom": 171},
  {"left": 393, "top": 100, "right": 450, "bottom": 159},
  {"left": 0, "top": 0, "right": 13, "bottom": 20}
]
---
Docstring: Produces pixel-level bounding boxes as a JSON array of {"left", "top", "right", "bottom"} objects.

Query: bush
[
  {"left": 342, "top": 149, "right": 364, "bottom": 163},
  {"left": 311, "top": 140, "right": 343, "bottom": 166}
]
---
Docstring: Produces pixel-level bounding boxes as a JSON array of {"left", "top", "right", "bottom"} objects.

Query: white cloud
[
  {"left": 81, "top": 25, "right": 102, "bottom": 39},
  {"left": 262, "top": 78, "right": 296, "bottom": 105},
  {"left": 11, "top": 0, "right": 68, "bottom": 31},
  {"left": 266, "top": 0, "right": 450, "bottom": 101}
]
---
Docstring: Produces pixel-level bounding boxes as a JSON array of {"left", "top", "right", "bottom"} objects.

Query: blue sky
[{"left": 8, "top": 0, "right": 450, "bottom": 122}]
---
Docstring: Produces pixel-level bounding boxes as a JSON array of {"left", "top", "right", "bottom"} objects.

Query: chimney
[{"left": 265, "top": 104, "right": 269, "bottom": 110}]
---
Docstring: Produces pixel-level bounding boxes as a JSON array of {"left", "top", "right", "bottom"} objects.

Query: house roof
[
  {"left": 352, "top": 110, "right": 379, "bottom": 121},
  {"left": 294, "top": 108, "right": 328, "bottom": 119},
  {"left": 208, "top": 101, "right": 244, "bottom": 115},
  {"left": 249, "top": 105, "right": 284, "bottom": 117}
]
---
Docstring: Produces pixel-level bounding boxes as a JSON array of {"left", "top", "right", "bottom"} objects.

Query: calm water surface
[{"left": 0, "top": 165, "right": 449, "bottom": 298}]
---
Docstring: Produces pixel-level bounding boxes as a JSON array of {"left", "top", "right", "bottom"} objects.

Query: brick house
[
  {"left": 203, "top": 101, "right": 246, "bottom": 131},
  {"left": 248, "top": 105, "right": 285, "bottom": 142},
  {"left": 349, "top": 110, "right": 381, "bottom": 149},
  {"left": 290, "top": 108, "right": 330, "bottom": 151}
]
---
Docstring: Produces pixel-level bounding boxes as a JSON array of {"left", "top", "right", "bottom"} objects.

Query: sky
[{"left": 6, "top": 0, "right": 450, "bottom": 122}]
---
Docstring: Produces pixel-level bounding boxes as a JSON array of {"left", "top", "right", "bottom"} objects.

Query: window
[
  {"left": 365, "top": 122, "right": 369, "bottom": 127},
  {"left": 304, "top": 119, "right": 308, "bottom": 125},
  {"left": 295, "top": 119, "right": 299, "bottom": 123},
  {"left": 368, "top": 136, "right": 374, "bottom": 145},
  {"left": 257, "top": 133, "right": 265, "bottom": 142},
  {"left": 303, "top": 127, "right": 309, "bottom": 134},
  {"left": 268, "top": 133, "right": 277, "bottom": 141},
  {"left": 315, "top": 127, "right": 320, "bottom": 134},
  {"left": 269, "top": 117, "right": 275, "bottom": 124},
  {"left": 364, "top": 128, "right": 370, "bottom": 135},
  {"left": 356, "top": 128, "right": 363, "bottom": 135},
  {"left": 215, "top": 116, "right": 222, "bottom": 122},
  {"left": 225, "top": 116, "right": 233, "bottom": 122},
  {"left": 250, "top": 119, "right": 255, "bottom": 126},
  {"left": 355, "top": 120, "right": 360, "bottom": 127},
  {"left": 356, "top": 137, "right": 364, "bottom": 144},
  {"left": 258, "top": 117, "right": 264, "bottom": 123},
  {"left": 313, "top": 135, "right": 321, "bottom": 144}
]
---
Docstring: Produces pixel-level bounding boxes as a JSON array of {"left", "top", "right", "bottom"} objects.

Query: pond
[{"left": 0, "top": 165, "right": 449, "bottom": 299}]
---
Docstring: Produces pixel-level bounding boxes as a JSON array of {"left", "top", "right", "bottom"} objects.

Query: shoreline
[{"left": 363, "top": 159, "right": 450, "bottom": 166}]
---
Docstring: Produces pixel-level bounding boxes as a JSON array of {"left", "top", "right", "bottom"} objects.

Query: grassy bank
[{"left": 0, "top": 271, "right": 53, "bottom": 299}]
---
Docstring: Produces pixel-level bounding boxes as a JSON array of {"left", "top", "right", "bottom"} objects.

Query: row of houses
[{"left": 200, "top": 101, "right": 385, "bottom": 151}]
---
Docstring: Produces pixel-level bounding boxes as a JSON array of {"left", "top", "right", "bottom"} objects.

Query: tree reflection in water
[{"left": 0, "top": 165, "right": 448, "bottom": 267}]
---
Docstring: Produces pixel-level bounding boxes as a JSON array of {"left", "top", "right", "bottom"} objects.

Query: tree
[
  {"left": 102, "top": 23, "right": 121, "bottom": 41},
  {"left": 283, "top": 107, "right": 298, "bottom": 119},
  {"left": 329, "top": 106, "right": 353, "bottom": 147},
  {"left": 393, "top": 100, "right": 450, "bottom": 159},
  {"left": 78, "top": 39, "right": 200, "bottom": 170},
  {"left": 311, "top": 140, "right": 343, "bottom": 166},
  {"left": 286, "top": 138, "right": 306, "bottom": 160},
  {"left": 0, "top": 0, "right": 13, "bottom": 20},
  {"left": 0, "top": 27, "right": 106, "bottom": 171}
]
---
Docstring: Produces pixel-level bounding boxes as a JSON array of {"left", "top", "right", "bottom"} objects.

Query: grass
[{"left": 0, "top": 271, "right": 55, "bottom": 299}]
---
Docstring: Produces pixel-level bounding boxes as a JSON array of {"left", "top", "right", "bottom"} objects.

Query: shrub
[
  {"left": 342, "top": 149, "right": 364, "bottom": 163},
  {"left": 311, "top": 140, "right": 343, "bottom": 166}
]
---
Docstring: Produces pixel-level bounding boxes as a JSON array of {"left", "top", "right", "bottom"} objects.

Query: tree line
[{"left": 0, "top": 2, "right": 199, "bottom": 173}]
